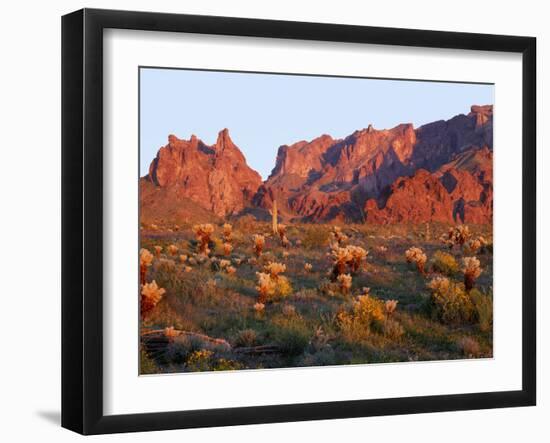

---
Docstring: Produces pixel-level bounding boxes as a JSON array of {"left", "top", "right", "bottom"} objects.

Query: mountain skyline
[
  {"left": 140, "top": 67, "right": 494, "bottom": 179},
  {"left": 140, "top": 104, "right": 493, "bottom": 225}
]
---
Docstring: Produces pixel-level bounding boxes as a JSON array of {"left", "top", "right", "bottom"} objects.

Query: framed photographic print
[{"left": 62, "top": 8, "right": 536, "bottom": 435}]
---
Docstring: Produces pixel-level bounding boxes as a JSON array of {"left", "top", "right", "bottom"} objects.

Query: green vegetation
[{"left": 139, "top": 221, "right": 493, "bottom": 373}]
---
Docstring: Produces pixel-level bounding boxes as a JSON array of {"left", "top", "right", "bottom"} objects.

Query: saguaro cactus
[{"left": 272, "top": 199, "right": 278, "bottom": 235}]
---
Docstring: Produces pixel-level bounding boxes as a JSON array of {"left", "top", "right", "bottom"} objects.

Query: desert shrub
[
  {"left": 299, "top": 347, "right": 337, "bottom": 367},
  {"left": 427, "top": 277, "right": 474, "bottom": 325},
  {"left": 213, "top": 358, "right": 244, "bottom": 371},
  {"left": 383, "top": 318, "right": 405, "bottom": 340},
  {"left": 186, "top": 349, "right": 214, "bottom": 371},
  {"left": 431, "top": 250, "right": 459, "bottom": 276},
  {"left": 140, "top": 348, "right": 158, "bottom": 374},
  {"left": 301, "top": 225, "right": 329, "bottom": 249},
  {"left": 337, "top": 294, "right": 385, "bottom": 341},
  {"left": 273, "top": 325, "right": 310, "bottom": 356},
  {"left": 457, "top": 336, "right": 481, "bottom": 358},
  {"left": 165, "top": 335, "right": 213, "bottom": 364},
  {"left": 233, "top": 329, "right": 258, "bottom": 348},
  {"left": 470, "top": 288, "right": 493, "bottom": 332}
]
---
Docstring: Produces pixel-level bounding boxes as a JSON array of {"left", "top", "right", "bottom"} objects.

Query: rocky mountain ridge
[{"left": 141, "top": 105, "right": 493, "bottom": 224}]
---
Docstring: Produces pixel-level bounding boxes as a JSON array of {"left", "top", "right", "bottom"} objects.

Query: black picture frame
[{"left": 62, "top": 8, "right": 536, "bottom": 435}]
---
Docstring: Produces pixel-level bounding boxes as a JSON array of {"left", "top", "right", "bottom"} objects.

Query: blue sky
[{"left": 140, "top": 68, "right": 493, "bottom": 179}]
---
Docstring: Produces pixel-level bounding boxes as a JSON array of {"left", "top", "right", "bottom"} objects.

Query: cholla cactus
[
  {"left": 330, "top": 226, "right": 348, "bottom": 246},
  {"left": 219, "top": 259, "right": 231, "bottom": 270},
  {"left": 140, "top": 280, "right": 166, "bottom": 317},
  {"left": 139, "top": 248, "right": 154, "bottom": 285},
  {"left": 385, "top": 299, "right": 398, "bottom": 317},
  {"left": 465, "top": 236, "right": 488, "bottom": 254},
  {"left": 405, "top": 246, "right": 427, "bottom": 274},
  {"left": 441, "top": 225, "right": 471, "bottom": 249},
  {"left": 154, "top": 245, "right": 162, "bottom": 258},
  {"left": 462, "top": 256, "right": 482, "bottom": 291},
  {"left": 222, "top": 223, "right": 233, "bottom": 242},
  {"left": 179, "top": 254, "right": 187, "bottom": 263},
  {"left": 253, "top": 234, "right": 265, "bottom": 257},
  {"left": 226, "top": 265, "right": 237, "bottom": 275},
  {"left": 304, "top": 263, "right": 313, "bottom": 272},
  {"left": 264, "top": 261, "right": 286, "bottom": 280},
  {"left": 348, "top": 245, "right": 368, "bottom": 273},
  {"left": 337, "top": 273, "right": 353, "bottom": 294},
  {"left": 167, "top": 244, "right": 178, "bottom": 256},
  {"left": 331, "top": 246, "right": 353, "bottom": 276},
  {"left": 183, "top": 266, "right": 192, "bottom": 273},
  {"left": 223, "top": 242, "right": 233, "bottom": 256},
  {"left": 256, "top": 272, "right": 276, "bottom": 303},
  {"left": 193, "top": 223, "right": 214, "bottom": 254},
  {"left": 253, "top": 302, "right": 265, "bottom": 313},
  {"left": 277, "top": 224, "right": 290, "bottom": 247}
]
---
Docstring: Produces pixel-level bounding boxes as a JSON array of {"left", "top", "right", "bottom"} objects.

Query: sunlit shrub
[
  {"left": 427, "top": 277, "right": 474, "bottom": 325},
  {"left": 223, "top": 242, "right": 233, "bottom": 256},
  {"left": 167, "top": 244, "right": 178, "bottom": 256},
  {"left": 405, "top": 246, "right": 427, "bottom": 274},
  {"left": 253, "top": 302, "right": 265, "bottom": 313},
  {"left": 384, "top": 299, "right": 398, "bottom": 317},
  {"left": 154, "top": 245, "right": 162, "bottom": 257},
  {"left": 253, "top": 234, "right": 265, "bottom": 257},
  {"left": 337, "top": 273, "right": 353, "bottom": 294},
  {"left": 347, "top": 245, "right": 368, "bottom": 273},
  {"left": 264, "top": 261, "right": 286, "bottom": 280},
  {"left": 431, "top": 250, "right": 459, "bottom": 276},
  {"left": 330, "top": 226, "right": 348, "bottom": 246},
  {"left": 193, "top": 223, "right": 214, "bottom": 255},
  {"left": 219, "top": 259, "right": 231, "bottom": 270},
  {"left": 186, "top": 349, "right": 214, "bottom": 371},
  {"left": 140, "top": 280, "right": 166, "bottom": 318},
  {"left": 277, "top": 224, "right": 290, "bottom": 247},
  {"left": 256, "top": 272, "right": 276, "bottom": 303},
  {"left": 222, "top": 223, "right": 233, "bottom": 242},
  {"left": 337, "top": 293, "right": 385, "bottom": 340},
  {"left": 440, "top": 225, "right": 471, "bottom": 249},
  {"left": 331, "top": 246, "right": 353, "bottom": 276},
  {"left": 179, "top": 254, "right": 188, "bottom": 264},
  {"left": 139, "top": 248, "right": 154, "bottom": 285},
  {"left": 304, "top": 263, "right": 313, "bottom": 272},
  {"left": 462, "top": 256, "right": 482, "bottom": 291}
]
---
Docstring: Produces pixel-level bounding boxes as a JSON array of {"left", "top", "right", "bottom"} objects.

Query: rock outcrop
[
  {"left": 255, "top": 105, "right": 492, "bottom": 223},
  {"left": 365, "top": 146, "right": 493, "bottom": 224},
  {"left": 142, "top": 129, "right": 262, "bottom": 218}
]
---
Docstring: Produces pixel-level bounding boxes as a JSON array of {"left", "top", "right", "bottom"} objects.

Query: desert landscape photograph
[{"left": 138, "top": 68, "right": 494, "bottom": 374}]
